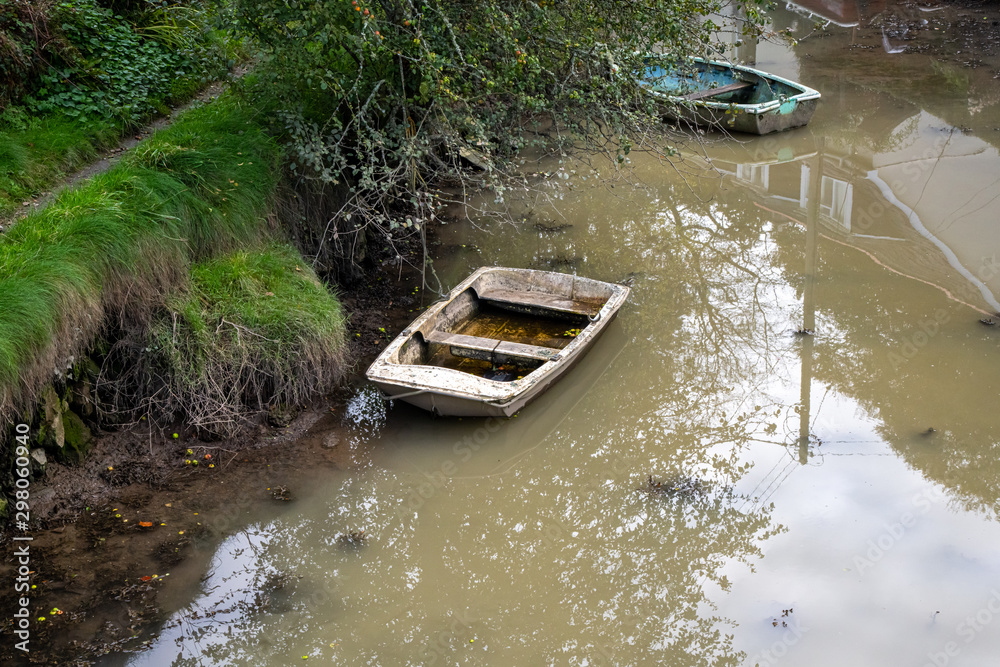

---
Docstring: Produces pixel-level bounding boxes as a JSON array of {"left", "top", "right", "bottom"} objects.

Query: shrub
[
  {"left": 0, "top": 0, "right": 54, "bottom": 110},
  {"left": 26, "top": 0, "right": 230, "bottom": 126},
  {"left": 230, "top": 0, "right": 770, "bottom": 252}
]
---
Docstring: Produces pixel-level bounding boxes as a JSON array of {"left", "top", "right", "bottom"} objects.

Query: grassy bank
[
  {"left": 133, "top": 244, "right": 347, "bottom": 433},
  {"left": 0, "top": 0, "right": 238, "bottom": 217},
  {"left": 0, "top": 114, "right": 122, "bottom": 216},
  {"left": 0, "top": 93, "right": 285, "bottom": 423}
]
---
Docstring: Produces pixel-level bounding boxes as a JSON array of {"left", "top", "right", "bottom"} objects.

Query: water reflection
[
  {"left": 785, "top": 0, "right": 861, "bottom": 28},
  {"left": 689, "top": 102, "right": 1000, "bottom": 518},
  {"left": 708, "top": 117, "right": 1000, "bottom": 312},
  {"left": 123, "top": 420, "right": 782, "bottom": 664},
  {"left": 117, "top": 143, "right": 802, "bottom": 665}
]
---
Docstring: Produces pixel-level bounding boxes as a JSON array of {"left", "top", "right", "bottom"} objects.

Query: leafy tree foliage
[{"left": 228, "top": 0, "right": 767, "bottom": 262}]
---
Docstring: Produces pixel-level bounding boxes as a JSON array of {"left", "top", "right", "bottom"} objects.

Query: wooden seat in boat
[
  {"left": 425, "top": 331, "right": 560, "bottom": 364},
  {"left": 681, "top": 80, "right": 753, "bottom": 101},
  {"left": 476, "top": 288, "right": 600, "bottom": 318}
]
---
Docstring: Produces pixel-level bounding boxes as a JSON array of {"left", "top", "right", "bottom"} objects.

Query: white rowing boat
[{"left": 366, "top": 267, "right": 630, "bottom": 417}]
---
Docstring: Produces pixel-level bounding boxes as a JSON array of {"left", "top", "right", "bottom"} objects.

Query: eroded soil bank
[{"left": 0, "top": 244, "right": 429, "bottom": 665}]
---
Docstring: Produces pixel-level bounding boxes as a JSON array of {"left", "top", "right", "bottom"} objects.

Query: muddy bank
[
  {"left": 0, "top": 240, "right": 429, "bottom": 664},
  {"left": 1, "top": 405, "right": 351, "bottom": 665}
]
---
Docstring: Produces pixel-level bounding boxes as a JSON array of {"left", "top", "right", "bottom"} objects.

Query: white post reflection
[{"left": 798, "top": 141, "right": 822, "bottom": 463}]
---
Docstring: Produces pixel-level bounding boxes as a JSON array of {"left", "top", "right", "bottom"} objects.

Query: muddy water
[{"left": 114, "top": 5, "right": 1000, "bottom": 666}]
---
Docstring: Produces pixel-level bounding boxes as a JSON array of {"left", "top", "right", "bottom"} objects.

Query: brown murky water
[{"left": 113, "top": 3, "right": 1000, "bottom": 665}]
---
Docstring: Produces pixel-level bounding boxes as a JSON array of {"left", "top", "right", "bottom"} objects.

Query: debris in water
[
  {"left": 979, "top": 318, "right": 995, "bottom": 326},
  {"left": 337, "top": 529, "right": 367, "bottom": 548},
  {"left": 771, "top": 607, "right": 794, "bottom": 627},
  {"left": 537, "top": 253, "right": 582, "bottom": 270},
  {"left": 642, "top": 474, "right": 707, "bottom": 499},
  {"left": 270, "top": 486, "right": 292, "bottom": 501},
  {"left": 794, "top": 328, "right": 814, "bottom": 335},
  {"left": 533, "top": 220, "right": 574, "bottom": 233},
  {"left": 263, "top": 571, "right": 293, "bottom": 590},
  {"left": 881, "top": 26, "right": 907, "bottom": 53}
]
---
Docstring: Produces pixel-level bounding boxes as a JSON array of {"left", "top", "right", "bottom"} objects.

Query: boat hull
[
  {"left": 668, "top": 95, "right": 819, "bottom": 135},
  {"left": 366, "top": 267, "right": 630, "bottom": 417},
  {"left": 640, "top": 56, "right": 821, "bottom": 135}
]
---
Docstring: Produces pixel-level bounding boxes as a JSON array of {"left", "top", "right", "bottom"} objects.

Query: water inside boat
[{"left": 418, "top": 301, "right": 588, "bottom": 380}]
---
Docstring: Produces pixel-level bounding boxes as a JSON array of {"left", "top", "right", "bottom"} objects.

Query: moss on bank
[{"left": 0, "top": 93, "right": 285, "bottom": 423}]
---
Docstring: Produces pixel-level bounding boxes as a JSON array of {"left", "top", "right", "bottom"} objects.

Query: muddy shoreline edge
[{"left": 0, "top": 239, "right": 429, "bottom": 665}]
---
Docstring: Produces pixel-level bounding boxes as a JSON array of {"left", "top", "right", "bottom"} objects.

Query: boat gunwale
[{"left": 639, "top": 55, "right": 821, "bottom": 114}]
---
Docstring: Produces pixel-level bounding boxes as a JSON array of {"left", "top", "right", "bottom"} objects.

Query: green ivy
[{"left": 23, "top": 0, "right": 230, "bottom": 127}]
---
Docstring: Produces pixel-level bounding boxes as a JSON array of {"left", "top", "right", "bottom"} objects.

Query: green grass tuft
[{"left": 140, "top": 244, "right": 348, "bottom": 433}]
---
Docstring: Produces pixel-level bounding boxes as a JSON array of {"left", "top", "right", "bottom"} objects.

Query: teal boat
[{"left": 639, "top": 56, "right": 821, "bottom": 135}]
